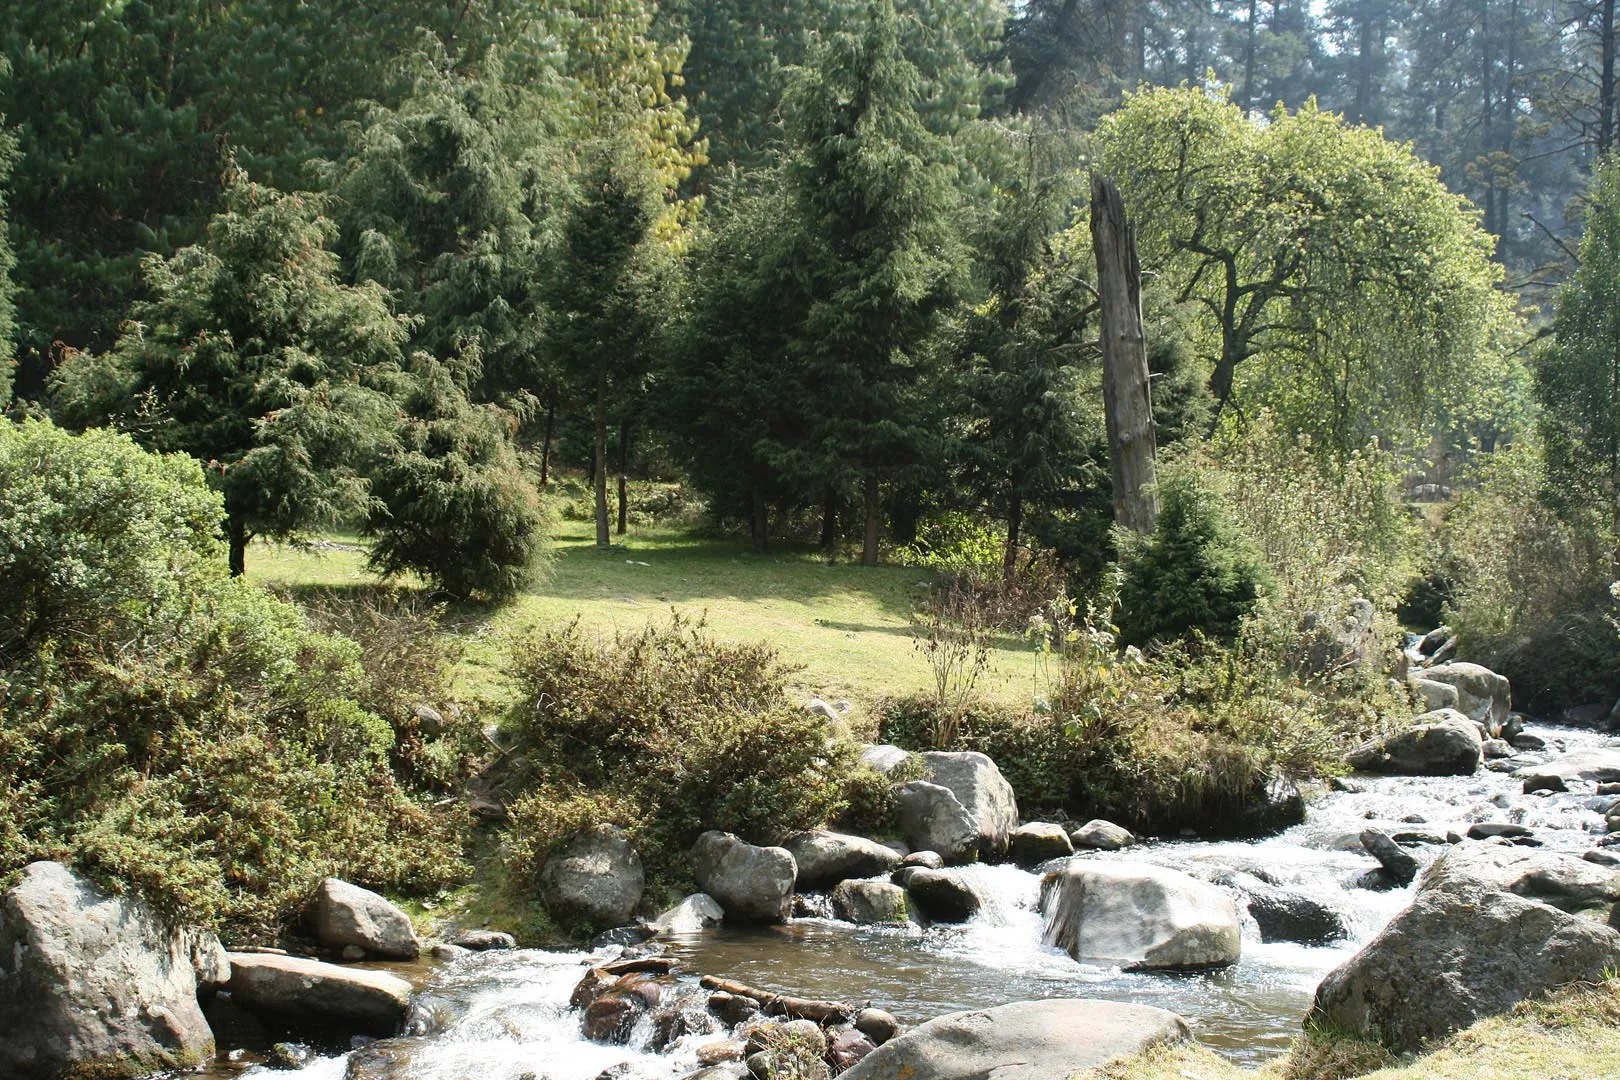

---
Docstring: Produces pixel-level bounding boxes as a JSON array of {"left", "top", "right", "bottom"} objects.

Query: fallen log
[{"left": 698, "top": 975, "right": 855, "bottom": 1024}]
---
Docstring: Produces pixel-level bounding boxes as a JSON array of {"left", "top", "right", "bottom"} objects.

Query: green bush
[
  {"left": 501, "top": 615, "right": 856, "bottom": 906},
  {"left": 1116, "top": 470, "right": 1271, "bottom": 647},
  {"left": 0, "top": 420, "right": 468, "bottom": 940}
]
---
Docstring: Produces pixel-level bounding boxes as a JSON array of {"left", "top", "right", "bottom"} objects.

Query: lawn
[{"left": 247, "top": 517, "right": 1046, "bottom": 721}]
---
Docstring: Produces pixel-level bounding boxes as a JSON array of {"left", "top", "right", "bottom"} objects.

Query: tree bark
[
  {"left": 1003, "top": 488, "right": 1023, "bottom": 580},
  {"left": 860, "top": 472, "right": 882, "bottom": 567},
  {"left": 820, "top": 485, "right": 838, "bottom": 553},
  {"left": 228, "top": 517, "right": 249, "bottom": 577},
  {"left": 1242, "top": 0, "right": 1259, "bottom": 113},
  {"left": 594, "top": 372, "right": 610, "bottom": 549},
  {"left": 1091, "top": 172, "right": 1159, "bottom": 536},
  {"left": 539, "top": 388, "right": 557, "bottom": 488},
  {"left": 1602, "top": 0, "right": 1616, "bottom": 155},
  {"left": 750, "top": 478, "right": 769, "bottom": 554},
  {"left": 616, "top": 419, "right": 630, "bottom": 536}
]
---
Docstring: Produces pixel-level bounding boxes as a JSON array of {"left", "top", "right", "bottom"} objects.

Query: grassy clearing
[
  {"left": 1090, "top": 981, "right": 1620, "bottom": 1080},
  {"left": 247, "top": 517, "right": 1045, "bottom": 715}
]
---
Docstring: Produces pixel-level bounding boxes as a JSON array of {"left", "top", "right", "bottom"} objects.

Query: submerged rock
[
  {"left": 691, "top": 831, "right": 796, "bottom": 924},
  {"left": 308, "top": 878, "right": 420, "bottom": 960},
  {"left": 1040, "top": 861, "right": 1241, "bottom": 970},
  {"left": 1307, "top": 882, "right": 1620, "bottom": 1053},
  {"left": 0, "top": 861, "right": 218, "bottom": 1080},
  {"left": 540, "top": 824, "right": 645, "bottom": 929},
  {"left": 450, "top": 929, "right": 515, "bottom": 951},
  {"left": 782, "top": 831, "right": 901, "bottom": 889},
  {"left": 1346, "top": 709, "right": 1483, "bottom": 776},
  {"left": 837, "top": 998, "right": 1189, "bottom": 1080},
  {"left": 1240, "top": 881, "right": 1348, "bottom": 945}
]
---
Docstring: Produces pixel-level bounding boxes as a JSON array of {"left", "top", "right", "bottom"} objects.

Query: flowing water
[{"left": 216, "top": 722, "right": 1620, "bottom": 1080}]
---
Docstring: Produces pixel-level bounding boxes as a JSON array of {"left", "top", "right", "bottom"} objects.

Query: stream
[{"left": 217, "top": 722, "right": 1620, "bottom": 1080}]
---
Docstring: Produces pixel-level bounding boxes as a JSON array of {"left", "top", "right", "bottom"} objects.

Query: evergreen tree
[
  {"left": 50, "top": 167, "right": 409, "bottom": 575},
  {"left": 782, "top": 0, "right": 967, "bottom": 566},
  {"left": 0, "top": 104, "right": 15, "bottom": 408}
]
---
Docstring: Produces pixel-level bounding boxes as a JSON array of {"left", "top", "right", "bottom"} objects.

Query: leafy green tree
[
  {"left": 365, "top": 356, "right": 552, "bottom": 599},
  {"left": 1538, "top": 157, "right": 1620, "bottom": 539},
  {"left": 782, "top": 0, "right": 967, "bottom": 565},
  {"left": 51, "top": 167, "right": 409, "bottom": 575},
  {"left": 0, "top": 107, "right": 14, "bottom": 408},
  {"left": 1094, "top": 85, "right": 1516, "bottom": 456}
]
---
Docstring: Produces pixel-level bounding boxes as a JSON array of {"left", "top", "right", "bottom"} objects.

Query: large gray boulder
[
  {"left": 859, "top": 744, "right": 914, "bottom": 775},
  {"left": 1516, "top": 748, "right": 1620, "bottom": 793},
  {"left": 1420, "top": 841, "right": 1620, "bottom": 915},
  {"left": 1307, "top": 882, "right": 1620, "bottom": 1053},
  {"left": 1070, "top": 819, "right": 1135, "bottom": 851},
  {"left": 648, "top": 893, "right": 725, "bottom": 934},
  {"left": 837, "top": 998, "right": 1189, "bottom": 1080},
  {"left": 830, "top": 881, "right": 911, "bottom": 925},
  {"left": 224, "top": 953, "right": 413, "bottom": 1038},
  {"left": 1408, "top": 676, "right": 1460, "bottom": 714},
  {"left": 308, "top": 878, "right": 420, "bottom": 959},
  {"left": 782, "top": 831, "right": 902, "bottom": 889},
  {"left": 691, "top": 831, "right": 796, "bottom": 924},
  {"left": 896, "top": 781, "right": 982, "bottom": 864},
  {"left": 0, "top": 862, "right": 218, "bottom": 1080},
  {"left": 539, "top": 824, "right": 645, "bottom": 928},
  {"left": 919, "top": 751, "right": 1018, "bottom": 861},
  {"left": 1040, "top": 861, "right": 1241, "bottom": 970},
  {"left": 899, "top": 868, "right": 981, "bottom": 923},
  {"left": 1009, "top": 822, "right": 1074, "bottom": 867},
  {"left": 1421, "top": 662, "right": 1512, "bottom": 732},
  {"left": 1345, "top": 709, "right": 1482, "bottom": 776}
]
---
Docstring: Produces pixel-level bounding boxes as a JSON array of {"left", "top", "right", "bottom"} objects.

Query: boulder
[
  {"left": 1040, "top": 861, "right": 1241, "bottom": 970},
  {"left": 581, "top": 974, "right": 672, "bottom": 1044},
  {"left": 1009, "top": 822, "right": 1074, "bottom": 867},
  {"left": 837, "top": 998, "right": 1189, "bottom": 1080},
  {"left": 1359, "top": 828, "right": 1420, "bottom": 886},
  {"left": 1420, "top": 841, "right": 1620, "bottom": 914},
  {"left": 899, "top": 868, "right": 981, "bottom": 923},
  {"left": 1070, "top": 819, "right": 1135, "bottom": 851},
  {"left": 0, "top": 862, "right": 217, "bottom": 1080},
  {"left": 224, "top": 953, "right": 411, "bottom": 1038},
  {"left": 1408, "top": 676, "right": 1460, "bottom": 714},
  {"left": 918, "top": 751, "right": 1019, "bottom": 861},
  {"left": 691, "top": 832, "right": 796, "bottom": 924},
  {"left": 1421, "top": 662, "right": 1512, "bottom": 732},
  {"left": 901, "top": 851, "right": 945, "bottom": 870},
  {"left": 1307, "top": 882, "right": 1620, "bottom": 1053},
  {"left": 450, "top": 929, "right": 515, "bottom": 951},
  {"left": 1345, "top": 709, "right": 1482, "bottom": 776},
  {"left": 538, "top": 824, "right": 645, "bottom": 929},
  {"left": 859, "top": 744, "right": 913, "bottom": 775},
  {"left": 307, "top": 878, "right": 419, "bottom": 960},
  {"left": 830, "top": 881, "right": 911, "bottom": 925},
  {"left": 1241, "top": 882, "right": 1348, "bottom": 945},
  {"left": 1517, "top": 749, "right": 1620, "bottom": 793},
  {"left": 1481, "top": 738, "right": 1513, "bottom": 759},
  {"left": 649, "top": 893, "right": 725, "bottom": 934},
  {"left": 827, "top": 1027, "right": 878, "bottom": 1071},
  {"left": 854, "top": 1008, "right": 900, "bottom": 1045},
  {"left": 895, "top": 781, "right": 981, "bottom": 864},
  {"left": 781, "top": 831, "right": 902, "bottom": 889}
]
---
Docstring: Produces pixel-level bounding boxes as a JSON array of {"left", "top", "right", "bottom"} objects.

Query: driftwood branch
[{"left": 699, "top": 975, "right": 856, "bottom": 1024}]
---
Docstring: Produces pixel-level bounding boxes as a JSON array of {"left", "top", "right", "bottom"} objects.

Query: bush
[
  {"left": 1116, "top": 469, "right": 1270, "bottom": 647},
  {"left": 500, "top": 615, "right": 857, "bottom": 904},
  {"left": 0, "top": 420, "right": 468, "bottom": 940},
  {"left": 1441, "top": 443, "right": 1620, "bottom": 713}
]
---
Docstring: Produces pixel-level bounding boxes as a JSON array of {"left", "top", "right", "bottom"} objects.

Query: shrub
[
  {"left": 1116, "top": 469, "right": 1270, "bottom": 647},
  {"left": 0, "top": 420, "right": 468, "bottom": 940},
  {"left": 501, "top": 615, "right": 856, "bottom": 901}
]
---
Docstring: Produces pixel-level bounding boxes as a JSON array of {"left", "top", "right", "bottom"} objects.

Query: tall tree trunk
[
  {"left": 1242, "top": 0, "right": 1259, "bottom": 113},
  {"left": 820, "top": 485, "right": 838, "bottom": 552},
  {"left": 616, "top": 419, "right": 630, "bottom": 536},
  {"left": 750, "top": 479, "right": 769, "bottom": 554},
  {"left": 1355, "top": 10, "right": 1375, "bottom": 123},
  {"left": 860, "top": 472, "right": 882, "bottom": 567},
  {"left": 1003, "top": 488, "right": 1023, "bottom": 580},
  {"left": 1602, "top": 0, "right": 1616, "bottom": 155},
  {"left": 594, "top": 372, "right": 610, "bottom": 549},
  {"left": 228, "top": 517, "right": 249, "bottom": 578},
  {"left": 539, "top": 388, "right": 557, "bottom": 488},
  {"left": 1091, "top": 172, "right": 1160, "bottom": 535}
]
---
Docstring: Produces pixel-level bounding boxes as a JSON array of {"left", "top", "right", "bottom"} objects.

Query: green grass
[
  {"left": 247, "top": 517, "right": 1044, "bottom": 719},
  {"left": 1088, "top": 980, "right": 1620, "bottom": 1080}
]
